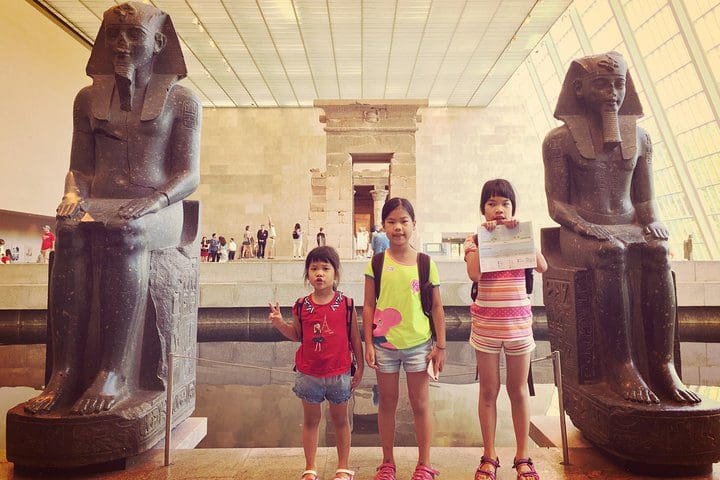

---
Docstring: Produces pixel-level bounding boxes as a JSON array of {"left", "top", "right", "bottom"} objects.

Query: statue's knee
[
  {"left": 646, "top": 242, "right": 670, "bottom": 266},
  {"left": 594, "top": 241, "right": 625, "bottom": 266},
  {"left": 105, "top": 219, "right": 145, "bottom": 250}
]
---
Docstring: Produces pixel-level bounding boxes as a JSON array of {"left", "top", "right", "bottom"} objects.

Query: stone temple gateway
[{"left": 312, "top": 100, "right": 427, "bottom": 259}]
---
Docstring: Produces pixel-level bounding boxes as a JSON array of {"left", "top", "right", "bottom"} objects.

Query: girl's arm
[
  {"left": 535, "top": 249, "right": 548, "bottom": 273},
  {"left": 268, "top": 302, "right": 300, "bottom": 341},
  {"left": 349, "top": 307, "right": 364, "bottom": 388},
  {"left": 464, "top": 235, "right": 482, "bottom": 282},
  {"left": 427, "top": 287, "right": 446, "bottom": 372},
  {"left": 362, "top": 276, "right": 378, "bottom": 369}
]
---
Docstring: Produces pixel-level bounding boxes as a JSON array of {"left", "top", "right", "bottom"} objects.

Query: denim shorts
[
  {"left": 292, "top": 371, "right": 352, "bottom": 404},
  {"left": 374, "top": 339, "right": 432, "bottom": 374}
]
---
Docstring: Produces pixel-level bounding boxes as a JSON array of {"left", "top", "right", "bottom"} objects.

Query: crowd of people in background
[
  {"left": 201, "top": 216, "right": 279, "bottom": 261},
  {"left": 198, "top": 219, "right": 391, "bottom": 262}
]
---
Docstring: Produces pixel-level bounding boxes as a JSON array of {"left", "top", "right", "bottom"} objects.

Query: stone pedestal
[
  {"left": 541, "top": 227, "right": 720, "bottom": 474},
  {"left": 314, "top": 100, "right": 427, "bottom": 258}
]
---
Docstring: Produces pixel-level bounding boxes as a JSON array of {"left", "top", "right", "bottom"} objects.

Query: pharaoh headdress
[
  {"left": 86, "top": 2, "right": 187, "bottom": 121},
  {"left": 554, "top": 52, "right": 643, "bottom": 160}
]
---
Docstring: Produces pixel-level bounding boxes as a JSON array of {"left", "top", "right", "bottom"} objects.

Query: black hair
[
  {"left": 295, "top": 223, "right": 301, "bottom": 230},
  {"left": 480, "top": 179, "right": 516, "bottom": 216},
  {"left": 381, "top": 197, "right": 416, "bottom": 223},
  {"left": 304, "top": 246, "right": 341, "bottom": 287}
]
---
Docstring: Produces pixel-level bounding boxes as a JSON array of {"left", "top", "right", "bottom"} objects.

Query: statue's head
[
  {"left": 86, "top": 2, "right": 186, "bottom": 111},
  {"left": 555, "top": 51, "right": 642, "bottom": 147},
  {"left": 572, "top": 52, "right": 627, "bottom": 116},
  {"left": 103, "top": 3, "right": 167, "bottom": 77}
]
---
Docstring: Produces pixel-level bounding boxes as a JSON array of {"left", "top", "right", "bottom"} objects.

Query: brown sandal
[
  {"left": 512, "top": 458, "right": 539, "bottom": 480},
  {"left": 474, "top": 456, "right": 500, "bottom": 480}
]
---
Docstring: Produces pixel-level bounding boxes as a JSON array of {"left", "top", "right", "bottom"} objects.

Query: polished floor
[{"left": 2, "top": 446, "right": 719, "bottom": 480}]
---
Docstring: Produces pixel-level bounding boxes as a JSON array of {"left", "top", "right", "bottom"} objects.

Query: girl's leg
[
  {"left": 302, "top": 401, "right": 322, "bottom": 476},
  {"left": 476, "top": 351, "right": 501, "bottom": 475},
  {"left": 505, "top": 352, "right": 533, "bottom": 474},
  {"left": 328, "top": 401, "right": 352, "bottom": 477},
  {"left": 376, "top": 371, "right": 400, "bottom": 464},
  {"left": 406, "top": 370, "right": 432, "bottom": 465}
]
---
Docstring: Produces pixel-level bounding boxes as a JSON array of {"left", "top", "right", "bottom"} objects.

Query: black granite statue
[
  {"left": 7, "top": 2, "right": 201, "bottom": 468},
  {"left": 541, "top": 51, "right": 719, "bottom": 474}
]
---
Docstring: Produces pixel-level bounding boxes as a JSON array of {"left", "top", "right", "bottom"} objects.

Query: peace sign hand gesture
[{"left": 268, "top": 302, "right": 283, "bottom": 327}]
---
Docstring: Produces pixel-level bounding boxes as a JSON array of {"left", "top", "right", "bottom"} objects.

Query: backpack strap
[
  {"left": 295, "top": 297, "right": 305, "bottom": 340},
  {"left": 470, "top": 234, "right": 479, "bottom": 302},
  {"left": 345, "top": 295, "right": 354, "bottom": 340},
  {"left": 371, "top": 252, "right": 385, "bottom": 300},
  {"left": 417, "top": 252, "right": 436, "bottom": 339},
  {"left": 344, "top": 294, "right": 357, "bottom": 376}
]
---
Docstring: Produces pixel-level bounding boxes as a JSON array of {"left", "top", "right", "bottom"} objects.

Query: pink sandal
[
  {"left": 474, "top": 456, "right": 500, "bottom": 480},
  {"left": 512, "top": 458, "right": 540, "bottom": 480},
  {"left": 374, "top": 462, "right": 397, "bottom": 480},
  {"left": 411, "top": 464, "right": 439, "bottom": 480}
]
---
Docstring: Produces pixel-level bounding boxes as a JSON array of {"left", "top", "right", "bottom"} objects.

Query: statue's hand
[
  {"left": 118, "top": 193, "right": 166, "bottom": 219},
  {"left": 56, "top": 195, "right": 84, "bottom": 219},
  {"left": 644, "top": 221, "right": 669, "bottom": 240},
  {"left": 580, "top": 223, "right": 614, "bottom": 241}
]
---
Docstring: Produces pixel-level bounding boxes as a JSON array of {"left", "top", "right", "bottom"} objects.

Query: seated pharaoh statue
[
  {"left": 541, "top": 51, "right": 720, "bottom": 473},
  {"left": 7, "top": 2, "right": 201, "bottom": 469},
  {"left": 543, "top": 51, "right": 698, "bottom": 404}
]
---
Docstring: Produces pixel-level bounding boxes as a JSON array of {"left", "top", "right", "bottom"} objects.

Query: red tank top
[{"left": 293, "top": 292, "right": 352, "bottom": 377}]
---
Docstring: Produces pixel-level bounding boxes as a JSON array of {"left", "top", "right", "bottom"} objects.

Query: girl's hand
[
  {"left": 502, "top": 217, "right": 518, "bottom": 229},
  {"left": 268, "top": 302, "right": 283, "bottom": 327},
  {"left": 351, "top": 366, "right": 364, "bottom": 389},
  {"left": 427, "top": 345, "right": 445, "bottom": 373},
  {"left": 481, "top": 220, "right": 497, "bottom": 232},
  {"left": 365, "top": 344, "right": 378, "bottom": 370}
]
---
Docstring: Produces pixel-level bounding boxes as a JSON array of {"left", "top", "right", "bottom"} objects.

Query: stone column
[{"left": 370, "top": 187, "right": 389, "bottom": 227}]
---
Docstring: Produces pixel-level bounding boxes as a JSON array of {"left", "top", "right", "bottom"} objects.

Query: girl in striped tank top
[{"left": 464, "top": 179, "right": 547, "bottom": 480}]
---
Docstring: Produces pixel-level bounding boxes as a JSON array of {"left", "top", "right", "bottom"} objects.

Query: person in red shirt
[
  {"left": 269, "top": 246, "right": 364, "bottom": 480},
  {"left": 39, "top": 225, "right": 55, "bottom": 263}
]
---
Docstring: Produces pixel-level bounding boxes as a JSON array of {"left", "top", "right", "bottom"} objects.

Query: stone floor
[{"left": 1, "top": 446, "right": 719, "bottom": 480}]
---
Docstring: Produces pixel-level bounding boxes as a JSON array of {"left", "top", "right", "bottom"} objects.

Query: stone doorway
[{"left": 313, "top": 100, "right": 427, "bottom": 258}]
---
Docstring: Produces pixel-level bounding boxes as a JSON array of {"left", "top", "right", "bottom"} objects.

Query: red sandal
[
  {"left": 474, "top": 456, "right": 500, "bottom": 480},
  {"left": 512, "top": 458, "right": 540, "bottom": 480}
]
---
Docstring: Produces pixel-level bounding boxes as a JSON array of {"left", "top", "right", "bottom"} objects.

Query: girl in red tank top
[{"left": 269, "top": 246, "right": 364, "bottom": 480}]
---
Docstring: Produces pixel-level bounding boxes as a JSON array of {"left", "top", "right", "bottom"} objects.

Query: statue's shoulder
[
  {"left": 635, "top": 124, "right": 653, "bottom": 157},
  {"left": 542, "top": 124, "right": 572, "bottom": 151},
  {"left": 74, "top": 85, "right": 94, "bottom": 106},
  {"left": 167, "top": 83, "right": 201, "bottom": 106},
  {"left": 636, "top": 124, "right": 652, "bottom": 146}
]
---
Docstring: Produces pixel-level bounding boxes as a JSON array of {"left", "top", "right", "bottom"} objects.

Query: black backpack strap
[
  {"left": 295, "top": 297, "right": 305, "bottom": 340},
  {"left": 524, "top": 267, "right": 534, "bottom": 295},
  {"left": 344, "top": 294, "right": 357, "bottom": 376},
  {"left": 371, "top": 252, "right": 385, "bottom": 300},
  {"left": 471, "top": 234, "right": 479, "bottom": 302},
  {"left": 345, "top": 295, "right": 354, "bottom": 338},
  {"left": 417, "top": 252, "right": 436, "bottom": 338}
]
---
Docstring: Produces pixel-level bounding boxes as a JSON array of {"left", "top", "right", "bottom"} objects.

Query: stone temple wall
[{"left": 197, "top": 98, "right": 551, "bottom": 258}]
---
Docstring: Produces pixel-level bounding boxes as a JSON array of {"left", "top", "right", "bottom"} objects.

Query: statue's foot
[
  {"left": 70, "top": 370, "right": 126, "bottom": 415},
  {"left": 654, "top": 363, "right": 702, "bottom": 403},
  {"left": 24, "top": 372, "right": 74, "bottom": 414},
  {"left": 611, "top": 362, "right": 659, "bottom": 404}
]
